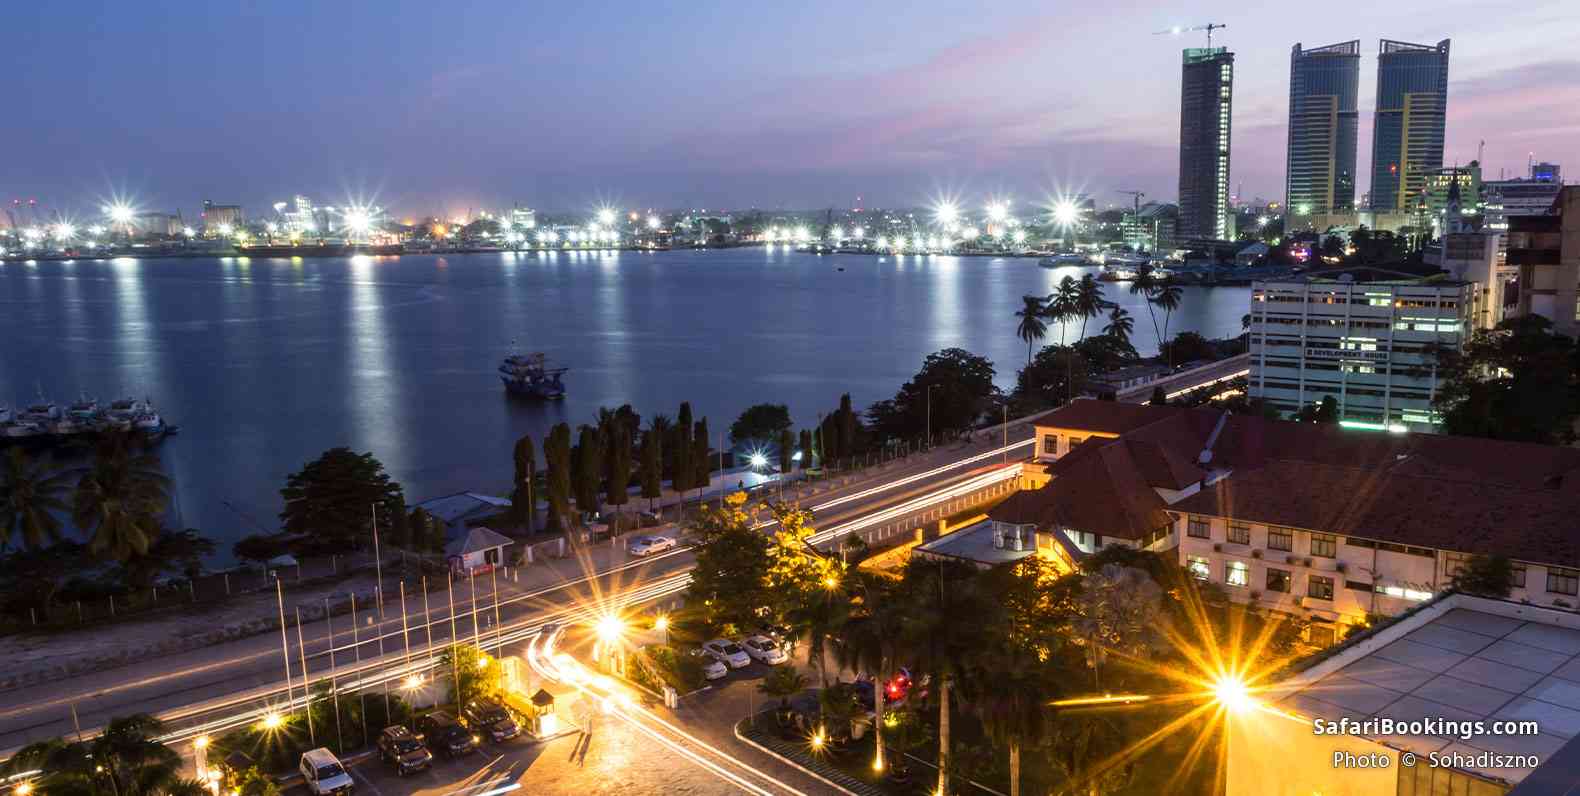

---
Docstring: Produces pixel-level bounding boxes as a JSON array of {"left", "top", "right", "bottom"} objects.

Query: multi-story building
[
  {"left": 132, "top": 211, "right": 181, "bottom": 237},
  {"left": 992, "top": 401, "right": 1580, "bottom": 647},
  {"left": 1428, "top": 231, "right": 1505, "bottom": 330},
  {"left": 1179, "top": 47, "right": 1235, "bottom": 241},
  {"left": 1482, "top": 161, "right": 1563, "bottom": 235},
  {"left": 1121, "top": 202, "right": 1178, "bottom": 253},
  {"left": 1423, "top": 163, "right": 1481, "bottom": 233},
  {"left": 1506, "top": 186, "right": 1580, "bottom": 338},
  {"left": 201, "top": 200, "right": 244, "bottom": 233},
  {"left": 1248, "top": 268, "right": 1473, "bottom": 429},
  {"left": 1368, "top": 39, "right": 1450, "bottom": 214},
  {"left": 1286, "top": 41, "right": 1360, "bottom": 219},
  {"left": 509, "top": 207, "right": 537, "bottom": 230}
]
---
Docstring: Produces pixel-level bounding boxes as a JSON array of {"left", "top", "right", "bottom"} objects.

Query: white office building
[{"left": 1248, "top": 269, "right": 1474, "bottom": 430}]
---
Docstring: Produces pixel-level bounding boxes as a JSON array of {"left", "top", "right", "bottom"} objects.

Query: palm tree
[
  {"left": 0, "top": 448, "right": 74, "bottom": 551},
  {"left": 1128, "top": 266, "right": 1163, "bottom": 347},
  {"left": 758, "top": 665, "right": 808, "bottom": 730},
  {"left": 1045, "top": 276, "right": 1080, "bottom": 345},
  {"left": 4, "top": 714, "right": 184, "bottom": 796},
  {"left": 73, "top": 432, "right": 171, "bottom": 561},
  {"left": 786, "top": 583, "right": 850, "bottom": 688},
  {"left": 970, "top": 645, "right": 1050, "bottom": 796},
  {"left": 1073, "top": 275, "right": 1107, "bottom": 344},
  {"left": 834, "top": 575, "right": 904, "bottom": 775},
  {"left": 1150, "top": 279, "right": 1185, "bottom": 366},
  {"left": 1103, "top": 306, "right": 1135, "bottom": 346},
  {"left": 896, "top": 559, "right": 1000, "bottom": 796},
  {"left": 1013, "top": 295, "right": 1048, "bottom": 365}
]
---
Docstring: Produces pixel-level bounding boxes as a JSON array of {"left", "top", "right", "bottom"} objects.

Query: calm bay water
[{"left": 0, "top": 249, "right": 1249, "bottom": 560}]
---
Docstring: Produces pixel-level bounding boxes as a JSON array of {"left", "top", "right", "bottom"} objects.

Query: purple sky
[{"left": 5, "top": 0, "right": 1574, "bottom": 220}]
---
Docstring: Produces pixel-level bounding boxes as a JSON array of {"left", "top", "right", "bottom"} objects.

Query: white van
[{"left": 300, "top": 748, "right": 353, "bottom": 795}]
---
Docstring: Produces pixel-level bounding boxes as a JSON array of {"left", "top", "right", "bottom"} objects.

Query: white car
[
  {"left": 300, "top": 748, "right": 353, "bottom": 796},
  {"left": 689, "top": 648, "right": 728, "bottom": 680},
  {"left": 703, "top": 638, "right": 751, "bottom": 669},
  {"left": 741, "top": 635, "right": 788, "bottom": 665},
  {"left": 628, "top": 535, "right": 677, "bottom": 557}
]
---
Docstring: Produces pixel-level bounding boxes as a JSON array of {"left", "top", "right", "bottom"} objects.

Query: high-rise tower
[
  {"left": 1368, "top": 39, "right": 1450, "bottom": 213},
  {"left": 1286, "top": 41, "right": 1360, "bottom": 216},
  {"left": 1178, "top": 47, "right": 1234, "bottom": 241}
]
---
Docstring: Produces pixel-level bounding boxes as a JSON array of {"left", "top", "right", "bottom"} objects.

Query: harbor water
[{"left": 0, "top": 248, "right": 1250, "bottom": 561}]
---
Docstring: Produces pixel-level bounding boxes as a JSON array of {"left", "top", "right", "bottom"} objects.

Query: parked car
[
  {"left": 627, "top": 535, "right": 678, "bottom": 557},
  {"left": 416, "top": 711, "right": 479, "bottom": 757},
  {"left": 702, "top": 638, "right": 751, "bottom": 669},
  {"left": 462, "top": 699, "right": 521, "bottom": 742},
  {"left": 638, "top": 511, "right": 663, "bottom": 527},
  {"left": 741, "top": 634, "right": 788, "bottom": 665},
  {"left": 299, "top": 748, "right": 353, "bottom": 795},
  {"left": 689, "top": 647, "right": 728, "bottom": 680},
  {"left": 376, "top": 725, "right": 432, "bottom": 776}
]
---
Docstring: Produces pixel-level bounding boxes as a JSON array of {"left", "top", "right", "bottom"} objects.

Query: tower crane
[
  {"left": 1118, "top": 191, "right": 1147, "bottom": 250},
  {"left": 1154, "top": 22, "right": 1227, "bottom": 48}
]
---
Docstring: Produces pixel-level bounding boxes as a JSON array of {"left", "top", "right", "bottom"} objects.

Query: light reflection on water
[{"left": 0, "top": 250, "right": 1249, "bottom": 561}]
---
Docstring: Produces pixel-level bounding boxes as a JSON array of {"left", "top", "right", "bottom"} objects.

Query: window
[
  {"left": 1345, "top": 579, "right": 1373, "bottom": 591},
  {"left": 1187, "top": 517, "right": 1211, "bottom": 539},
  {"left": 1443, "top": 552, "right": 1470, "bottom": 578},
  {"left": 1226, "top": 561, "right": 1249, "bottom": 588},
  {"left": 1227, "top": 523, "right": 1250, "bottom": 545},
  {"left": 1310, "top": 533, "right": 1337, "bottom": 559},
  {"left": 1548, "top": 567, "right": 1580, "bottom": 596},
  {"left": 1187, "top": 556, "right": 1210, "bottom": 581},
  {"left": 1512, "top": 562, "right": 1527, "bottom": 588},
  {"left": 1042, "top": 434, "right": 1057, "bottom": 456},
  {"left": 1267, "top": 527, "right": 1293, "bottom": 552},
  {"left": 1308, "top": 575, "right": 1334, "bottom": 600},
  {"left": 1266, "top": 568, "right": 1291, "bottom": 593}
]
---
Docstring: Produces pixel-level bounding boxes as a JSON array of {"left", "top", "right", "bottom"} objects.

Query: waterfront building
[
  {"left": 1369, "top": 39, "right": 1451, "bottom": 214},
  {"left": 1121, "top": 202, "right": 1178, "bottom": 253},
  {"left": 201, "top": 200, "right": 244, "bottom": 233},
  {"left": 996, "top": 400, "right": 1580, "bottom": 645},
  {"left": 132, "top": 211, "right": 181, "bottom": 237},
  {"left": 1506, "top": 186, "right": 1580, "bottom": 338},
  {"left": 1179, "top": 47, "right": 1235, "bottom": 241},
  {"left": 509, "top": 207, "right": 537, "bottom": 230},
  {"left": 1247, "top": 266, "right": 1474, "bottom": 429},
  {"left": 1286, "top": 41, "right": 1361, "bottom": 220}
]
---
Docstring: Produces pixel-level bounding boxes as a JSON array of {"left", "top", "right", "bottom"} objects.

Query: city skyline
[{"left": 4, "top": 0, "right": 1575, "bottom": 219}]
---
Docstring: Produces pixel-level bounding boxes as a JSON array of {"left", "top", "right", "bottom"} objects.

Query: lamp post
[{"left": 925, "top": 384, "right": 937, "bottom": 450}]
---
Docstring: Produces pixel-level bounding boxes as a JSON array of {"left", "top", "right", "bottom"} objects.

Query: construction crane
[
  {"left": 1155, "top": 22, "right": 1227, "bottom": 48},
  {"left": 1118, "top": 191, "right": 1147, "bottom": 250}
]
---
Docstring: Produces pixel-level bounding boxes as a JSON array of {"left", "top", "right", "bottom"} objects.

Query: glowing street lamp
[
  {"left": 1212, "top": 675, "right": 1253, "bottom": 713},
  {"left": 646, "top": 215, "right": 661, "bottom": 230},
  {"left": 748, "top": 451, "right": 768, "bottom": 469},
  {"left": 986, "top": 201, "right": 1009, "bottom": 223},
  {"left": 51, "top": 223, "right": 75, "bottom": 241},
  {"left": 403, "top": 674, "right": 424, "bottom": 690},
  {"left": 260, "top": 712, "right": 283, "bottom": 731},
  {"left": 933, "top": 201, "right": 959, "bottom": 227},
  {"left": 654, "top": 614, "right": 670, "bottom": 646},
  {"left": 852, "top": 226, "right": 864, "bottom": 238},
  {"left": 830, "top": 226, "right": 844, "bottom": 241},
  {"left": 1012, "top": 229, "right": 1027, "bottom": 246},
  {"left": 596, "top": 208, "right": 616, "bottom": 226}
]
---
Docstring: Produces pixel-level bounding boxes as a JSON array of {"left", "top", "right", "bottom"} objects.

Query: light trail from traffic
[{"left": 807, "top": 464, "right": 1022, "bottom": 545}]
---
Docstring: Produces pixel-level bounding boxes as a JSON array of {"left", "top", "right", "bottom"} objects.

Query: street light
[
  {"left": 654, "top": 614, "right": 670, "bottom": 646},
  {"left": 597, "top": 208, "right": 616, "bottom": 226}
]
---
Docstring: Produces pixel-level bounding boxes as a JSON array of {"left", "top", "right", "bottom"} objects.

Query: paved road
[{"left": 0, "top": 413, "right": 1045, "bottom": 756}]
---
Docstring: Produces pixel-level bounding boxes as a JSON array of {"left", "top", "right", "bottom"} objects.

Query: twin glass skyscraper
[
  {"left": 1286, "top": 41, "right": 1360, "bottom": 215},
  {"left": 1284, "top": 38, "right": 1449, "bottom": 217}
]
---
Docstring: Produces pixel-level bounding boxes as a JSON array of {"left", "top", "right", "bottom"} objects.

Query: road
[
  {"left": 1115, "top": 353, "right": 1250, "bottom": 403},
  {"left": 0, "top": 412, "right": 1045, "bottom": 758}
]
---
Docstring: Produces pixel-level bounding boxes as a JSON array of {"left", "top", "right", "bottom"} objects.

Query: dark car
[
  {"left": 415, "top": 711, "right": 478, "bottom": 757},
  {"left": 376, "top": 726, "right": 432, "bottom": 776},
  {"left": 462, "top": 699, "right": 521, "bottom": 742}
]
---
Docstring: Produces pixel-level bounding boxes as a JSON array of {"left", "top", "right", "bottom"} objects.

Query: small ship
[{"left": 498, "top": 351, "right": 567, "bottom": 400}]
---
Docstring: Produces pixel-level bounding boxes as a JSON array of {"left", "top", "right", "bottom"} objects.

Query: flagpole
[{"left": 276, "top": 579, "right": 295, "bottom": 709}]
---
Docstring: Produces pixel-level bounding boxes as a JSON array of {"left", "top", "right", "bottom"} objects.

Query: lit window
[
  {"left": 1042, "top": 434, "right": 1057, "bottom": 455},
  {"left": 1226, "top": 561, "right": 1249, "bottom": 588},
  {"left": 1187, "top": 557, "right": 1210, "bottom": 581},
  {"left": 1308, "top": 575, "right": 1334, "bottom": 601}
]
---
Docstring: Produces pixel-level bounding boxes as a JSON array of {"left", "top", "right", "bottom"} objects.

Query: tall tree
[
  {"left": 1046, "top": 276, "right": 1079, "bottom": 345},
  {"left": 5, "top": 713, "right": 186, "bottom": 796},
  {"left": 819, "top": 414, "right": 840, "bottom": 464},
  {"left": 605, "top": 422, "right": 632, "bottom": 509},
  {"left": 543, "top": 423, "right": 574, "bottom": 534},
  {"left": 970, "top": 644, "right": 1051, "bottom": 796},
  {"left": 865, "top": 348, "right": 998, "bottom": 441},
  {"left": 278, "top": 446, "right": 402, "bottom": 554},
  {"left": 672, "top": 403, "right": 694, "bottom": 495},
  {"left": 837, "top": 394, "right": 857, "bottom": 458},
  {"left": 1102, "top": 305, "right": 1134, "bottom": 348},
  {"left": 1015, "top": 294, "right": 1049, "bottom": 365},
  {"left": 895, "top": 558, "right": 1001, "bottom": 796},
  {"left": 1150, "top": 279, "right": 1185, "bottom": 366},
  {"left": 797, "top": 429, "right": 812, "bottom": 471},
  {"left": 509, "top": 434, "right": 536, "bottom": 533},
  {"left": 834, "top": 574, "right": 905, "bottom": 775},
  {"left": 691, "top": 418, "right": 712, "bottom": 494},
  {"left": 682, "top": 493, "right": 770, "bottom": 631},
  {"left": 729, "top": 404, "right": 792, "bottom": 447},
  {"left": 573, "top": 425, "right": 603, "bottom": 517},
  {"left": 120, "top": 529, "right": 215, "bottom": 589},
  {"left": 75, "top": 433, "right": 172, "bottom": 561},
  {"left": 638, "top": 429, "right": 662, "bottom": 511},
  {"left": 0, "top": 448, "right": 73, "bottom": 551},
  {"left": 777, "top": 428, "right": 793, "bottom": 474},
  {"left": 1073, "top": 274, "right": 1107, "bottom": 344},
  {"left": 1434, "top": 315, "right": 1579, "bottom": 443},
  {"left": 1129, "top": 265, "right": 1163, "bottom": 347}
]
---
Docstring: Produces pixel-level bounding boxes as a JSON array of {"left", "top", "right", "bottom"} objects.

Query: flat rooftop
[
  {"left": 914, "top": 520, "right": 1034, "bottom": 566},
  {"left": 1275, "top": 595, "right": 1580, "bottom": 786}
]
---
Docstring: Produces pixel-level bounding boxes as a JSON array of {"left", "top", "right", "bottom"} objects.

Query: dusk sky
[{"left": 6, "top": 0, "right": 1575, "bottom": 220}]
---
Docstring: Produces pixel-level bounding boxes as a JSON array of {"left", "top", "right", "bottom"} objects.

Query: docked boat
[
  {"left": 1038, "top": 253, "right": 1089, "bottom": 268},
  {"left": 0, "top": 394, "right": 171, "bottom": 445},
  {"left": 0, "top": 406, "right": 10, "bottom": 424},
  {"left": 499, "top": 351, "right": 568, "bottom": 399},
  {"left": 68, "top": 395, "right": 99, "bottom": 421}
]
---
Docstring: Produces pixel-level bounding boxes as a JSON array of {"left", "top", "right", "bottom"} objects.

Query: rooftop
[
  {"left": 1270, "top": 594, "right": 1580, "bottom": 788},
  {"left": 415, "top": 492, "right": 512, "bottom": 524},
  {"left": 914, "top": 520, "right": 1036, "bottom": 567}
]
